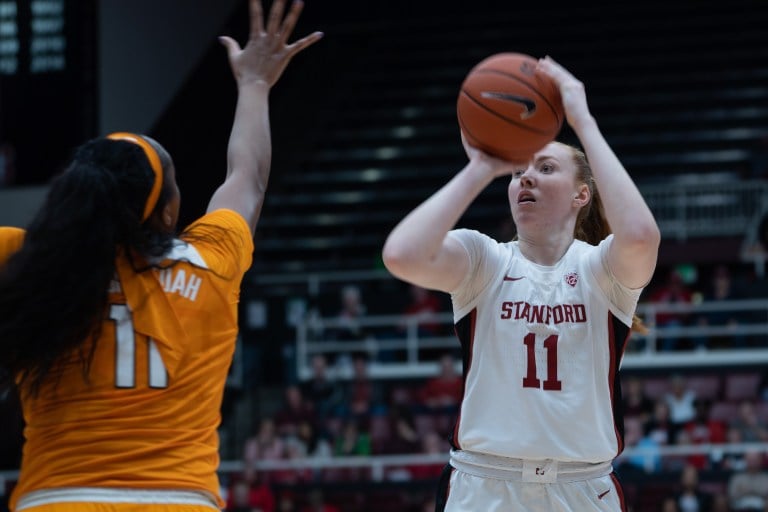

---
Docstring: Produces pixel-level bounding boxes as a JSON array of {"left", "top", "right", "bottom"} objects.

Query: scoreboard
[{"left": 0, "top": 0, "right": 96, "bottom": 186}]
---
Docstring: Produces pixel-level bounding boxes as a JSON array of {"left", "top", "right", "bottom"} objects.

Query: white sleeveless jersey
[{"left": 448, "top": 229, "right": 642, "bottom": 463}]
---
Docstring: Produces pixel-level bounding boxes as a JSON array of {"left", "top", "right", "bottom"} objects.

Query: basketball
[{"left": 457, "top": 52, "right": 564, "bottom": 162}]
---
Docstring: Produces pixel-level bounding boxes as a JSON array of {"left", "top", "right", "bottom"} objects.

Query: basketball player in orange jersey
[
  {"left": 382, "top": 56, "right": 660, "bottom": 512},
  {"left": 0, "top": 1, "right": 321, "bottom": 511}
]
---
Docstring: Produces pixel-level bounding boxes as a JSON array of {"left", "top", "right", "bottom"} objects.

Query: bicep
[
  {"left": 606, "top": 237, "right": 659, "bottom": 290},
  {"left": 206, "top": 175, "right": 261, "bottom": 235}
]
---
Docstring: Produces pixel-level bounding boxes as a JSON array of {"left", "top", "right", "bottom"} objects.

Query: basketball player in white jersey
[{"left": 382, "top": 56, "right": 660, "bottom": 511}]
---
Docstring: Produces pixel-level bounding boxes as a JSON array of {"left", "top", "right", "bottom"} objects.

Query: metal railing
[
  {"left": 641, "top": 179, "right": 768, "bottom": 241},
  {"left": 2, "top": 442, "right": 767, "bottom": 485},
  {"left": 293, "top": 299, "right": 768, "bottom": 381}
]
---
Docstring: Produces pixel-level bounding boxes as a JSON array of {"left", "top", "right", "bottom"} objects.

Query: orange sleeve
[{"left": 0, "top": 227, "right": 25, "bottom": 264}]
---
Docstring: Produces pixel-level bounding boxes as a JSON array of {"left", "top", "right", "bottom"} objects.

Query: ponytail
[
  {"left": 0, "top": 137, "right": 175, "bottom": 394},
  {"left": 569, "top": 144, "right": 648, "bottom": 335}
]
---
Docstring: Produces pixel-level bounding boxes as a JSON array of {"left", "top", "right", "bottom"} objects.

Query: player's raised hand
[
  {"left": 219, "top": 0, "right": 323, "bottom": 87},
  {"left": 536, "top": 56, "right": 591, "bottom": 130}
]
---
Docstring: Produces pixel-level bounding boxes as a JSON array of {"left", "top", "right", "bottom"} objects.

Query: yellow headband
[{"left": 106, "top": 132, "right": 164, "bottom": 221}]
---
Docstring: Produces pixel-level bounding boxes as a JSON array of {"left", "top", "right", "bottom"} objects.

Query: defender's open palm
[{"left": 219, "top": 0, "right": 323, "bottom": 87}]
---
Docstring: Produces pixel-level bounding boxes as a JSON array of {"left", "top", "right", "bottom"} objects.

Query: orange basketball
[{"left": 457, "top": 52, "right": 564, "bottom": 162}]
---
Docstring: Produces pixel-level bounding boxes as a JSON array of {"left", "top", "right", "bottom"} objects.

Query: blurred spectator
[
  {"left": 399, "top": 284, "right": 445, "bottom": 338},
  {"left": 276, "top": 491, "right": 299, "bottom": 512},
  {"left": 295, "top": 419, "right": 333, "bottom": 460},
  {"left": 276, "top": 435, "right": 314, "bottom": 485},
  {"left": 226, "top": 466, "right": 276, "bottom": 512},
  {"left": 333, "top": 418, "right": 371, "bottom": 457},
  {"left": 244, "top": 418, "right": 285, "bottom": 468},
  {"left": 623, "top": 398, "right": 677, "bottom": 472},
  {"left": 330, "top": 284, "right": 368, "bottom": 342},
  {"left": 671, "top": 464, "right": 714, "bottom": 512},
  {"left": 301, "top": 488, "right": 340, "bottom": 512},
  {"left": 418, "top": 353, "right": 463, "bottom": 414},
  {"left": 299, "top": 354, "right": 340, "bottom": 422},
  {"left": 661, "top": 496, "right": 681, "bottom": 512},
  {"left": 730, "top": 400, "right": 768, "bottom": 443},
  {"left": 623, "top": 375, "right": 655, "bottom": 424},
  {"left": 383, "top": 403, "right": 420, "bottom": 455},
  {"left": 623, "top": 431, "right": 662, "bottom": 474},
  {"left": 710, "top": 493, "right": 730, "bottom": 512},
  {"left": 720, "top": 426, "right": 750, "bottom": 472},
  {"left": 649, "top": 268, "right": 695, "bottom": 351},
  {"left": 274, "top": 385, "right": 317, "bottom": 439},
  {"left": 645, "top": 398, "right": 678, "bottom": 445},
  {"left": 710, "top": 492, "right": 731, "bottom": 512},
  {"left": 728, "top": 450, "right": 768, "bottom": 511},
  {"left": 406, "top": 429, "right": 447, "bottom": 481},
  {"left": 681, "top": 399, "right": 727, "bottom": 469},
  {"left": 665, "top": 374, "right": 698, "bottom": 430},
  {"left": 694, "top": 264, "right": 747, "bottom": 349},
  {"left": 336, "top": 353, "right": 384, "bottom": 421}
]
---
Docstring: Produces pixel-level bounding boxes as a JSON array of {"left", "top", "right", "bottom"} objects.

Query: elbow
[
  {"left": 381, "top": 241, "right": 410, "bottom": 279},
  {"left": 381, "top": 234, "right": 427, "bottom": 281},
  {"left": 643, "top": 221, "right": 662, "bottom": 250},
  {"left": 622, "top": 220, "right": 661, "bottom": 252}
]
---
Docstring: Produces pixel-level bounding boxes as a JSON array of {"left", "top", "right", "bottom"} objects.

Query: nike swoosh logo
[
  {"left": 480, "top": 91, "right": 537, "bottom": 119},
  {"left": 598, "top": 490, "right": 611, "bottom": 500},
  {"left": 503, "top": 275, "right": 525, "bottom": 281}
]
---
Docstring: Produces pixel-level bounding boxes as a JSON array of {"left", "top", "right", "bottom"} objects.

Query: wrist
[{"left": 462, "top": 159, "right": 498, "bottom": 187}]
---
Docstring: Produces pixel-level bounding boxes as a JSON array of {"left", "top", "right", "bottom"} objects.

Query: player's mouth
[{"left": 517, "top": 192, "right": 536, "bottom": 204}]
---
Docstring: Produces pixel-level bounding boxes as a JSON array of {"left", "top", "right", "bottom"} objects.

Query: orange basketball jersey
[{"left": 4, "top": 209, "right": 253, "bottom": 511}]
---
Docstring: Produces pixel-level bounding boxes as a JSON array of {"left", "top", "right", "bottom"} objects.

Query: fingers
[
  {"left": 266, "top": 0, "right": 287, "bottom": 35},
  {"left": 249, "top": 0, "right": 264, "bottom": 39},
  {"left": 278, "top": 0, "right": 304, "bottom": 45},
  {"left": 218, "top": 36, "right": 241, "bottom": 60},
  {"left": 286, "top": 31, "right": 324, "bottom": 57},
  {"left": 537, "top": 55, "right": 576, "bottom": 84}
]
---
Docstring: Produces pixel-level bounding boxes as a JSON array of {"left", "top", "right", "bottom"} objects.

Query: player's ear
[
  {"left": 573, "top": 183, "right": 590, "bottom": 207},
  {"left": 161, "top": 203, "right": 174, "bottom": 230}
]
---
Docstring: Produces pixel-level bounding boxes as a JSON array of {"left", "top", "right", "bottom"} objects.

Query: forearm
[
  {"left": 207, "top": 82, "right": 272, "bottom": 230},
  {"left": 384, "top": 162, "right": 493, "bottom": 264},
  {"left": 573, "top": 117, "right": 659, "bottom": 243},
  {"left": 226, "top": 82, "right": 271, "bottom": 185}
]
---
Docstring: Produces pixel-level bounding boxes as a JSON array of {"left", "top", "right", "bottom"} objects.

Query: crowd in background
[{"left": 222, "top": 348, "right": 768, "bottom": 511}]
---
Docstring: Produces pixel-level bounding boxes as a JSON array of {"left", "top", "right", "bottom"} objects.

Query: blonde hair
[{"left": 567, "top": 144, "right": 648, "bottom": 335}]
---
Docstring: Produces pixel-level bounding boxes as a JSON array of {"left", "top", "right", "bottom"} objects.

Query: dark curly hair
[{"left": 0, "top": 136, "right": 177, "bottom": 394}]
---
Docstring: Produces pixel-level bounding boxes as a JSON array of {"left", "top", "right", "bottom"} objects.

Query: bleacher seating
[
  {"left": 242, "top": 0, "right": 768, "bottom": 273},
  {"left": 148, "top": 0, "right": 768, "bottom": 274}
]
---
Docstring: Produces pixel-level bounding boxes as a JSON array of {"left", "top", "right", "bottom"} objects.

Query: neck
[{"left": 516, "top": 231, "right": 575, "bottom": 266}]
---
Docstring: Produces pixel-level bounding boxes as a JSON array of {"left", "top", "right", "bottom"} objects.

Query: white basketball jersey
[{"left": 448, "top": 229, "right": 642, "bottom": 463}]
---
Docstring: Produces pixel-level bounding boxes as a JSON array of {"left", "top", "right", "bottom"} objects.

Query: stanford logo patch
[{"left": 565, "top": 272, "right": 578, "bottom": 287}]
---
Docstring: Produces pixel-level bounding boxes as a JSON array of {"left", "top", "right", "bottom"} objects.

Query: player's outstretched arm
[
  {"left": 208, "top": 0, "right": 323, "bottom": 235},
  {"left": 537, "top": 56, "right": 660, "bottom": 289}
]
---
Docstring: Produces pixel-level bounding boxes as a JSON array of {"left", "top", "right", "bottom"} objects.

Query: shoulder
[
  {"left": 449, "top": 228, "right": 514, "bottom": 258},
  {"left": 180, "top": 209, "right": 254, "bottom": 275},
  {"left": 184, "top": 209, "right": 252, "bottom": 238}
]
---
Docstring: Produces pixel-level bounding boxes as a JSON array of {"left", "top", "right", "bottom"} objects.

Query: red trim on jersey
[
  {"left": 452, "top": 308, "right": 477, "bottom": 451},
  {"left": 608, "top": 313, "right": 622, "bottom": 455},
  {"left": 611, "top": 472, "right": 628, "bottom": 512},
  {"left": 608, "top": 312, "right": 633, "bottom": 457}
]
